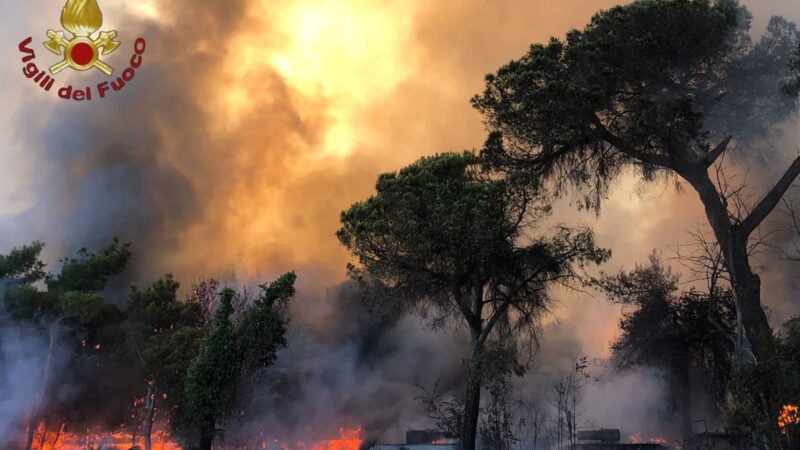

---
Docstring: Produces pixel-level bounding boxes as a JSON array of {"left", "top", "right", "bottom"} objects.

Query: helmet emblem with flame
[{"left": 43, "top": 0, "right": 120, "bottom": 75}]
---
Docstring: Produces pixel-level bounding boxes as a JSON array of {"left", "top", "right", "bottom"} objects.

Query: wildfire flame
[
  {"left": 29, "top": 422, "right": 179, "bottom": 450},
  {"left": 296, "top": 427, "right": 364, "bottom": 450},
  {"left": 33, "top": 428, "right": 181, "bottom": 450},
  {"left": 61, "top": 0, "right": 103, "bottom": 37},
  {"left": 629, "top": 432, "right": 668, "bottom": 445},
  {"left": 28, "top": 415, "right": 363, "bottom": 450},
  {"left": 778, "top": 404, "right": 800, "bottom": 435},
  {"left": 28, "top": 428, "right": 366, "bottom": 450}
]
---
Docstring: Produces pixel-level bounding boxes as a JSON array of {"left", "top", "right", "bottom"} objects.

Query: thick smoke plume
[{"left": 0, "top": 0, "right": 800, "bottom": 446}]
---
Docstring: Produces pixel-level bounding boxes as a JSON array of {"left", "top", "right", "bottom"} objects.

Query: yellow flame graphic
[{"left": 61, "top": 0, "right": 103, "bottom": 37}]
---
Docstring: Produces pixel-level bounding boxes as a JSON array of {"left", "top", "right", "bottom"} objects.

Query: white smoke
[
  {"left": 0, "top": 284, "right": 47, "bottom": 448},
  {"left": 226, "top": 283, "right": 469, "bottom": 446},
  {"left": 581, "top": 368, "right": 673, "bottom": 441}
]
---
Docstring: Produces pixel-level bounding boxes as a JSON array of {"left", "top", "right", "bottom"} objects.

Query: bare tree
[
  {"left": 186, "top": 278, "right": 221, "bottom": 327},
  {"left": 416, "top": 381, "right": 464, "bottom": 439},
  {"left": 518, "top": 398, "right": 547, "bottom": 450},
  {"left": 480, "top": 376, "right": 518, "bottom": 450},
  {"left": 549, "top": 357, "right": 591, "bottom": 450}
]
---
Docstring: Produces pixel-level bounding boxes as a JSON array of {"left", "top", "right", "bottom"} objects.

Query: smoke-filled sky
[{"left": 1, "top": 0, "right": 800, "bottom": 363}]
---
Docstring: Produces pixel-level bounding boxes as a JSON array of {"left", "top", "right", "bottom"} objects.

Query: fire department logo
[
  {"left": 43, "top": 0, "right": 120, "bottom": 75},
  {"left": 17, "top": 0, "right": 146, "bottom": 101}
]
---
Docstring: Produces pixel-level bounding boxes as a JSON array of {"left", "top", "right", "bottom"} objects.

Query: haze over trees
[
  {"left": 0, "top": 240, "right": 133, "bottom": 450},
  {"left": 0, "top": 241, "right": 295, "bottom": 450},
  {"left": 338, "top": 152, "right": 610, "bottom": 450},
  {"left": 473, "top": 0, "right": 800, "bottom": 362},
  {"left": 598, "top": 254, "right": 737, "bottom": 442},
  {"left": 337, "top": 1, "right": 800, "bottom": 448},
  {"left": 2, "top": 1, "right": 800, "bottom": 449},
  {"left": 726, "top": 316, "right": 800, "bottom": 447}
]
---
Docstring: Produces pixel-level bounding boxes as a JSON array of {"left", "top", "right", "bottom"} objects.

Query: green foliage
[
  {"left": 128, "top": 274, "right": 204, "bottom": 332},
  {"left": 2, "top": 284, "right": 55, "bottom": 321},
  {"left": 726, "top": 318, "right": 800, "bottom": 448},
  {"left": 126, "top": 274, "right": 205, "bottom": 410},
  {"left": 479, "top": 376, "right": 519, "bottom": 450},
  {"left": 600, "top": 254, "right": 736, "bottom": 408},
  {"left": 0, "top": 239, "right": 135, "bottom": 448},
  {"left": 785, "top": 36, "right": 800, "bottom": 96},
  {"left": 259, "top": 271, "right": 297, "bottom": 307},
  {"left": 339, "top": 152, "right": 608, "bottom": 450},
  {"left": 1, "top": 239, "right": 294, "bottom": 448},
  {"left": 338, "top": 152, "right": 609, "bottom": 323},
  {"left": 0, "top": 242, "right": 50, "bottom": 320},
  {"left": 184, "top": 289, "right": 239, "bottom": 427},
  {"left": 417, "top": 381, "right": 464, "bottom": 438},
  {"left": 339, "top": 152, "right": 529, "bottom": 289},
  {"left": 0, "top": 241, "right": 46, "bottom": 284},
  {"left": 182, "top": 275, "right": 295, "bottom": 443},
  {"left": 0, "top": 239, "right": 131, "bottom": 339},
  {"left": 473, "top": 0, "right": 799, "bottom": 210},
  {"left": 48, "top": 238, "right": 132, "bottom": 293},
  {"left": 237, "top": 272, "right": 294, "bottom": 371}
]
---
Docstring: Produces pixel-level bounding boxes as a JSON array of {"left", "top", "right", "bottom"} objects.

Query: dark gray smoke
[
  {"left": 226, "top": 282, "right": 469, "bottom": 445},
  {"left": 1, "top": 0, "right": 799, "bottom": 447},
  {"left": 3, "top": 0, "right": 318, "bottom": 288}
]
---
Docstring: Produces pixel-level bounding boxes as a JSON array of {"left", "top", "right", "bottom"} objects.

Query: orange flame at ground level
[
  {"left": 778, "top": 404, "right": 800, "bottom": 435},
  {"left": 629, "top": 432, "right": 669, "bottom": 445},
  {"left": 29, "top": 423, "right": 363, "bottom": 450},
  {"left": 292, "top": 427, "right": 365, "bottom": 450},
  {"left": 29, "top": 422, "right": 180, "bottom": 450}
]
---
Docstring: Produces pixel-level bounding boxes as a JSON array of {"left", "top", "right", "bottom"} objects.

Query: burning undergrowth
[
  {"left": 2, "top": 0, "right": 800, "bottom": 448},
  {"left": 224, "top": 282, "right": 468, "bottom": 446},
  {"left": 0, "top": 314, "right": 49, "bottom": 447},
  {"left": 0, "top": 257, "right": 471, "bottom": 449},
  {"left": 0, "top": 251, "right": 695, "bottom": 450}
]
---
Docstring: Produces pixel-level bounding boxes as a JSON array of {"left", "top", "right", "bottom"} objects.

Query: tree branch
[
  {"left": 741, "top": 155, "right": 800, "bottom": 236},
  {"left": 477, "top": 297, "right": 512, "bottom": 349},
  {"left": 705, "top": 136, "right": 732, "bottom": 167},
  {"left": 453, "top": 291, "right": 479, "bottom": 328},
  {"left": 590, "top": 115, "right": 674, "bottom": 168}
]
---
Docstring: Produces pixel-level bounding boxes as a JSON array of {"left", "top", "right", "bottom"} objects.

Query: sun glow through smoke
[
  {"left": 261, "top": 0, "right": 415, "bottom": 156},
  {"left": 163, "top": 0, "right": 424, "bottom": 282}
]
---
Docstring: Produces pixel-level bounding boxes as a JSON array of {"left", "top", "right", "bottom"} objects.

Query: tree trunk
[
  {"left": 198, "top": 431, "right": 213, "bottom": 450},
  {"left": 198, "top": 420, "right": 214, "bottom": 450},
  {"left": 728, "top": 236, "right": 772, "bottom": 358},
  {"left": 676, "top": 361, "right": 693, "bottom": 444},
  {"left": 143, "top": 383, "right": 156, "bottom": 450},
  {"left": 25, "top": 322, "right": 59, "bottom": 450},
  {"left": 23, "top": 416, "right": 40, "bottom": 450},
  {"left": 50, "top": 420, "right": 64, "bottom": 450},
  {"left": 37, "top": 417, "right": 48, "bottom": 450},
  {"left": 681, "top": 167, "right": 772, "bottom": 360},
  {"left": 460, "top": 335, "right": 483, "bottom": 450}
]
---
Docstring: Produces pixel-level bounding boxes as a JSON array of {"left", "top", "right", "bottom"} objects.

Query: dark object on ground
[
  {"left": 576, "top": 444, "right": 664, "bottom": 450},
  {"left": 577, "top": 429, "right": 622, "bottom": 443}
]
